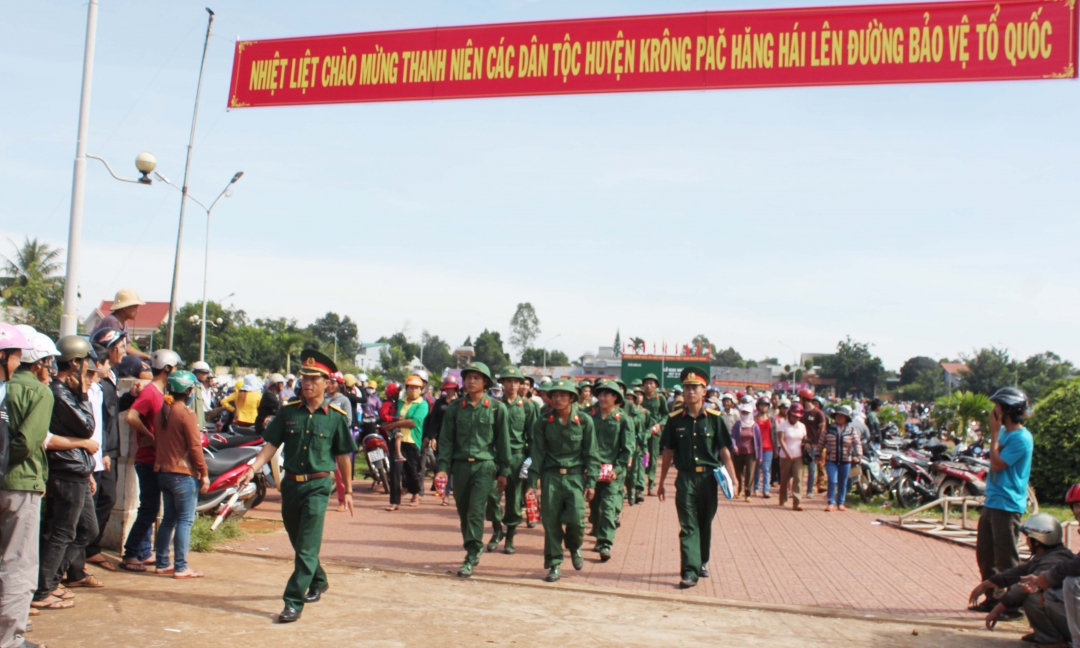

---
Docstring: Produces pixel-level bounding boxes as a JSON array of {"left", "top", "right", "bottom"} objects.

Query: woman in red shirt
[{"left": 754, "top": 398, "right": 776, "bottom": 499}]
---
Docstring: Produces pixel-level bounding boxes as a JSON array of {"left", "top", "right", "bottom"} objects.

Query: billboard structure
[{"left": 621, "top": 354, "right": 711, "bottom": 390}]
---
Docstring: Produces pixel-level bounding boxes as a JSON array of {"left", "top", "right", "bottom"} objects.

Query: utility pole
[
  {"left": 165, "top": 8, "right": 214, "bottom": 348},
  {"left": 60, "top": 0, "right": 99, "bottom": 338}
]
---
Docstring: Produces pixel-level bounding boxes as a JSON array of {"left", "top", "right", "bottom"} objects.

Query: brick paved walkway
[{"left": 236, "top": 474, "right": 982, "bottom": 620}]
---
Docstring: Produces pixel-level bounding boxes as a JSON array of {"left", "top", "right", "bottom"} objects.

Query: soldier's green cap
[
  {"left": 548, "top": 377, "right": 578, "bottom": 396},
  {"left": 593, "top": 378, "right": 624, "bottom": 405},
  {"left": 642, "top": 373, "right": 660, "bottom": 385},
  {"left": 300, "top": 349, "right": 337, "bottom": 377},
  {"left": 630, "top": 378, "right": 643, "bottom": 387},
  {"left": 461, "top": 362, "right": 493, "bottom": 387},
  {"left": 614, "top": 378, "right": 628, "bottom": 391},
  {"left": 576, "top": 379, "right": 593, "bottom": 391},
  {"left": 498, "top": 365, "right": 525, "bottom": 382}
]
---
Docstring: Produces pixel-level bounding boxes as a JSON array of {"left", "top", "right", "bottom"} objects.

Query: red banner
[{"left": 228, "top": 0, "right": 1077, "bottom": 108}]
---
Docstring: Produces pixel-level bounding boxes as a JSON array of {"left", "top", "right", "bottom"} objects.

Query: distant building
[
  {"left": 577, "top": 346, "right": 621, "bottom": 378},
  {"left": 941, "top": 362, "right": 969, "bottom": 390},
  {"left": 355, "top": 342, "right": 390, "bottom": 371},
  {"left": 711, "top": 366, "right": 773, "bottom": 390},
  {"left": 800, "top": 352, "right": 831, "bottom": 367},
  {"left": 83, "top": 300, "right": 170, "bottom": 351}
]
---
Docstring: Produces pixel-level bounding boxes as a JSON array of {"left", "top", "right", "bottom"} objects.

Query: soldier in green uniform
[
  {"left": 657, "top": 367, "right": 739, "bottom": 589},
  {"left": 435, "top": 362, "right": 511, "bottom": 577},
  {"left": 639, "top": 373, "right": 669, "bottom": 497},
  {"left": 484, "top": 365, "right": 535, "bottom": 554},
  {"left": 623, "top": 381, "right": 648, "bottom": 505},
  {"left": 576, "top": 379, "right": 593, "bottom": 406},
  {"left": 527, "top": 378, "right": 599, "bottom": 582},
  {"left": 239, "top": 350, "right": 357, "bottom": 623},
  {"left": 585, "top": 379, "right": 634, "bottom": 561}
]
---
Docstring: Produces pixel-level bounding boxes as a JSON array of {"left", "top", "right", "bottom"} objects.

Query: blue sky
[{"left": 2, "top": 0, "right": 1077, "bottom": 369}]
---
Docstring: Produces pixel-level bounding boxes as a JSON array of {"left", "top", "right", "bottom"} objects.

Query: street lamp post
[
  {"left": 165, "top": 7, "right": 215, "bottom": 349},
  {"left": 157, "top": 171, "right": 243, "bottom": 362}
]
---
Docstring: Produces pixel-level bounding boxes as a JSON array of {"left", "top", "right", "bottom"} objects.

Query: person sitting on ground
[
  {"left": 1020, "top": 484, "right": 1080, "bottom": 648},
  {"left": 970, "top": 513, "right": 1073, "bottom": 645},
  {"left": 152, "top": 370, "right": 209, "bottom": 579}
]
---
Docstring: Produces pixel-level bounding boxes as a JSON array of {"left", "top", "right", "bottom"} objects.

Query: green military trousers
[
  {"left": 280, "top": 476, "right": 334, "bottom": 610},
  {"left": 625, "top": 451, "right": 645, "bottom": 499},
  {"left": 487, "top": 454, "right": 525, "bottom": 530},
  {"left": 540, "top": 472, "right": 586, "bottom": 568},
  {"left": 647, "top": 434, "right": 661, "bottom": 487},
  {"left": 452, "top": 459, "right": 496, "bottom": 563},
  {"left": 675, "top": 471, "right": 718, "bottom": 581},
  {"left": 587, "top": 468, "right": 622, "bottom": 552}
]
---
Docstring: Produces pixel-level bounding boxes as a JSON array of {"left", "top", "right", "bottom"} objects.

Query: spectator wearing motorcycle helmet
[
  {"left": 257, "top": 373, "right": 287, "bottom": 436},
  {"left": 815, "top": 405, "right": 862, "bottom": 512},
  {"left": 754, "top": 397, "right": 776, "bottom": 498},
  {"left": 970, "top": 387, "right": 1034, "bottom": 611},
  {"left": 82, "top": 339, "right": 121, "bottom": 574},
  {"left": 1022, "top": 484, "right": 1080, "bottom": 647},
  {"left": 967, "top": 513, "right": 1074, "bottom": 642},
  {"left": 383, "top": 375, "right": 428, "bottom": 511},
  {"left": 120, "top": 348, "right": 181, "bottom": 573},
  {"left": 323, "top": 372, "right": 354, "bottom": 513},
  {"left": 34, "top": 337, "right": 103, "bottom": 605},
  {"left": 424, "top": 375, "right": 460, "bottom": 503},
  {"left": 0, "top": 323, "right": 47, "bottom": 646},
  {"left": 152, "top": 370, "right": 209, "bottom": 579}
]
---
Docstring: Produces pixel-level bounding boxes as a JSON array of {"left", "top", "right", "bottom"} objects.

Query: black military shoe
[
  {"left": 679, "top": 576, "right": 698, "bottom": 589},
  {"left": 304, "top": 585, "right": 328, "bottom": 603},
  {"left": 699, "top": 565, "right": 709, "bottom": 579},
  {"left": 544, "top": 565, "right": 561, "bottom": 582},
  {"left": 615, "top": 516, "right": 621, "bottom": 528},
  {"left": 278, "top": 607, "right": 302, "bottom": 623},
  {"left": 599, "top": 548, "right": 612, "bottom": 562},
  {"left": 634, "top": 495, "right": 645, "bottom": 504},
  {"left": 572, "top": 550, "right": 585, "bottom": 571}
]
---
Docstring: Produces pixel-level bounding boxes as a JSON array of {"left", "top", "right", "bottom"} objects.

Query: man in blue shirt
[{"left": 972, "top": 387, "right": 1034, "bottom": 612}]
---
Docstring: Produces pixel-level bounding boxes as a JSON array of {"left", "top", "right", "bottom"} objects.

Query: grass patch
[
  {"left": 848, "top": 495, "right": 1074, "bottom": 523},
  {"left": 189, "top": 515, "right": 245, "bottom": 553}
]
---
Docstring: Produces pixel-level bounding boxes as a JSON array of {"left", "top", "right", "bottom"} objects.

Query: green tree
[
  {"left": 899, "top": 367, "right": 948, "bottom": 402},
  {"left": 613, "top": 330, "right": 621, "bottom": 358},
  {"left": 473, "top": 329, "right": 510, "bottom": 370},
  {"left": 899, "top": 356, "right": 939, "bottom": 386},
  {"left": 421, "top": 331, "right": 453, "bottom": 376},
  {"left": 0, "top": 237, "right": 64, "bottom": 336},
  {"left": 711, "top": 346, "right": 745, "bottom": 368},
  {"left": 817, "top": 336, "right": 885, "bottom": 397},
  {"left": 378, "top": 332, "right": 421, "bottom": 381},
  {"left": 1018, "top": 352, "right": 1076, "bottom": 402},
  {"left": 628, "top": 337, "right": 645, "bottom": 353},
  {"left": 961, "top": 347, "right": 1016, "bottom": 395},
  {"left": 509, "top": 302, "right": 540, "bottom": 354},
  {"left": 1028, "top": 379, "right": 1080, "bottom": 503},
  {"left": 521, "top": 347, "right": 569, "bottom": 366},
  {"left": 310, "top": 312, "right": 359, "bottom": 363},
  {"left": 931, "top": 391, "right": 992, "bottom": 439}
]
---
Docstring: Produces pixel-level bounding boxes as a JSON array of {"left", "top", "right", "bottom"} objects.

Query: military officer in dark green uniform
[
  {"left": 657, "top": 367, "right": 738, "bottom": 589},
  {"left": 527, "top": 378, "right": 599, "bottom": 582},
  {"left": 436, "top": 362, "right": 511, "bottom": 577},
  {"left": 484, "top": 365, "right": 535, "bottom": 554},
  {"left": 585, "top": 379, "right": 634, "bottom": 561},
  {"left": 639, "top": 373, "right": 669, "bottom": 497},
  {"left": 239, "top": 350, "right": 357, "bottom": 622}
]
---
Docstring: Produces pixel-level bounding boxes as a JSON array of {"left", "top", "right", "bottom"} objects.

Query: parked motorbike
[
  {"left": 889, "top": 452, "right": 938, "bottom": 508},
  {"left": 361, "top": 416, "right": 390, "bottom": 493},
  {"left": 196, "top": 432, "right": 267, "bottom": 517},
  {"left": 206, "top": 424, "right": 263, "bottom": 451},
  {"left": 854, "top": 442, "right": 892, "bottom": 504}
]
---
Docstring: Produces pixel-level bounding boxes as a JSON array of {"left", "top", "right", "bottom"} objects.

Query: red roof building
[{"left": 84, "top": 301, "right": 171, "bottom": 339}]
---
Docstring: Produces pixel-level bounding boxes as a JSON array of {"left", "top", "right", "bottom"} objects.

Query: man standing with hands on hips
[
  {"left": 657, "top": 367, "right": 738, "bottom": 589},
  {"left": 435, "top": 362, "right": 511, "bottom": 578},
  {"left": 238, "top": 350, "right": 357, "bottom": 623}
]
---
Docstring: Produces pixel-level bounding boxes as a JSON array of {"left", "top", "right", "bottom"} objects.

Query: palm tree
[
  {"left": 933, "top": 391, "right": 993, "bottom": 439},
  {"left": 0, "top": 237, "right": 64, "bottom": 335},
  {"left": 279, "top": 332, "right": 305, "bottom": 375},
  {"left": 629, "top": 337, "right": 645, "bottom": 353}
]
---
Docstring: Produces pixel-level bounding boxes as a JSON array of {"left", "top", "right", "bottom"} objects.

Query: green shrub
[
  {"left": 1028, "top": 379, "right": 1080, "bottom": 504},
  {"left": 189, "top": 515, "right": 244, "bottom": 552}
]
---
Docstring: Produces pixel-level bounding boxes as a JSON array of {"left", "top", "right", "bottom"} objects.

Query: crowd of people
[{"left": 1, "top": 290, "right": 1074, "bottom": 644}]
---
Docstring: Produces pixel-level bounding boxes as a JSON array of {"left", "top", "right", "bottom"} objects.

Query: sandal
[
  {"left": 86, "top": 554, "right": 117, "bottom": 572},
  {"left": 64, "top": 574, "right": 104, "bottom": 588},
  {"left": 441, "top": 499, "right": 450, "bottom": 507},
  {"left": 31, "top": 596, "right": 73, "bottom": 610},
  {"left": 385, "top": 505, "right": 399, "bottom": 512},
  {"left": 173, "top": 569, "right": 204, "bottom": 580},
  {"left": 155, "top": 566, "right": 174, "bottom": 576},
  {"left": 29, "top": 608, "right": 41, "bottom": 616},
  {"left": 50, "top": 588, "right": 74, "bottom": 600},
  {"left": 119, "top": 560, "right": 146, "bottom": 573}
]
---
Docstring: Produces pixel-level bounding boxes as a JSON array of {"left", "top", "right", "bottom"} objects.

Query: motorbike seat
[
  {"left": 210, "top": 433, "right": 263, "bottom": 450},
  {"left": 204, "top": 446, "right": 259, "bottom": 476}
]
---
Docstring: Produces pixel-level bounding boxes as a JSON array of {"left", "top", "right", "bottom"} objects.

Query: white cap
[
  {"left": 268, "top": 373, "right": 286, "bottom": 385},
  {"left": 192, "top": 361, "right": 212, "bottom": 373}
]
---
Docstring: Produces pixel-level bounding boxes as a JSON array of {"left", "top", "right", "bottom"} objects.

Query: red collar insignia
[
  {"left": 573, "top": 415, "right": 580, "bottom": 424},
  {"left": 548, "top": 415, "right": 555, "bottom": 423},
  {"left": 615, "top": 413, "right": 621, "bottom": 420},
  {"left": 483, "top": 399, "right": 490, "bottom": 408}
]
